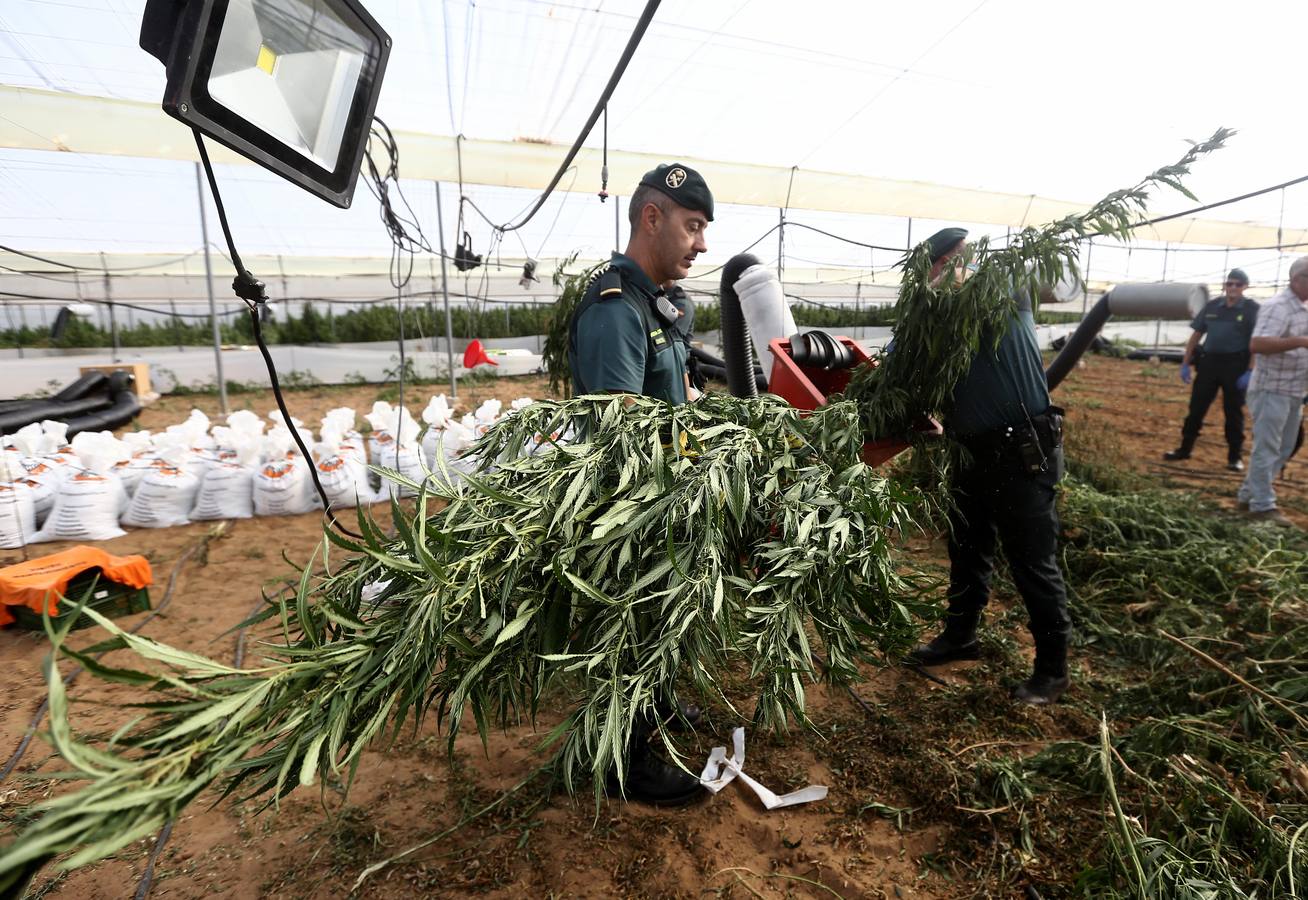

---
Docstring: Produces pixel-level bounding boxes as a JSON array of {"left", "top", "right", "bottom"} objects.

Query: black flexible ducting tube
[
  {"left": 1044, "top": 292, "right": 1111, "bottom": 392},
  {"left": 0, "top": 395, "right": 114, "bottom": 433},
  {"left": 719, "top": 253, "right": 762, "bottom": 398},
  {"left": 63, "top": 390, "right": 142, "bottom": 436},
  {"left": 53, "top": 372, "right": 109, "bottom": 404}
]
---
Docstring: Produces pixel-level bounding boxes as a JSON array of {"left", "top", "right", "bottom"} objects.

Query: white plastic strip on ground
[{"left": 699, "top": 727, "right": 827, "bottom": 809}]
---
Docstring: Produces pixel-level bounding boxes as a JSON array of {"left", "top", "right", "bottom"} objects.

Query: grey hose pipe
[
  {"left": 719, "top": 253, "right": 763, "bottom": 398},
  {"left": 1044, "top": 294, "right": 1111, "bottom": 392},
  {"left": 1045, "top": 282, "right": 1208, "bottom": 392}
]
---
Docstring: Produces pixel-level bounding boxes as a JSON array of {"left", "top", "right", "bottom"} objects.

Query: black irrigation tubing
[
  {"left": 783, "top": 222, "right": 907, "bottom": 253},
  {"left": 812, "top": 652, "right": 884, "bottom": 718},
  {"left": 1135, "top": 172, "right": 1308, "bottom": 228},
  {"left": 0, "top": 526, "right": 225, "bottom": 784},
  {"left": 0, "top": 291, "right": 248, "bottom": 318},
  {"left": 0, "top": 244, "right": 204, "bottom": 273},
  {"left": 132, "top": 819, "right": 174, "bottom": 900},
  {"left": 132, "top": 591, "right": 269, "bottom": 899}
]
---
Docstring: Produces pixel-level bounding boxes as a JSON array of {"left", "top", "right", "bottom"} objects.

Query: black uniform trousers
[
  {"left": 946, "top": 445, "right": 1071, "bottom": 642},
  {"left": 1180, "top": 351, "right": 1249, "bottom": 461}
]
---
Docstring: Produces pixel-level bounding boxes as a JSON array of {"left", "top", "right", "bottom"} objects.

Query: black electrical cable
[
  {"left": 494, "top": 0, "right": 661, "bottom": 233},
  {"left": 192, "top": 130, "right": 361, "bottom": 540},
  {"left": 691, "top": 224, "right": 784, "bottom": 281}
]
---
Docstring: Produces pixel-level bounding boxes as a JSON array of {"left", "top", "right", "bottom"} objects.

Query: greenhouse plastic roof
[{"left": 2, "top": 0, "right": 1307, "bottom": 269}]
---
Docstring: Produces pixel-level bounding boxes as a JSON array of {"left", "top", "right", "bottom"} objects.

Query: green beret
[
  {"left": 1227, "top": 268, "right": 1249, "bottom": 285},
  {"left": 639, "top": 163, "right": 714, "bottom": 221},
  {"left": 925, "top": 227, "right": 969, "bottom": 263}
]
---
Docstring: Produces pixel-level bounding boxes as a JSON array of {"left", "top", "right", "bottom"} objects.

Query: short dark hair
[{"left": 628, "top": 184, "right": 672, "bottom": 229}]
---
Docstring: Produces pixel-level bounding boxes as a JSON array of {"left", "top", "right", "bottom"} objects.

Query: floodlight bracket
[{"left": 232, "top": 271, "right": 269, "bottom": 307}]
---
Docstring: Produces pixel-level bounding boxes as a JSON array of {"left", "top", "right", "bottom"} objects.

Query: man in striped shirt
[{"left": 1236, "top": 257, "right": 1308, "bottom": 526}]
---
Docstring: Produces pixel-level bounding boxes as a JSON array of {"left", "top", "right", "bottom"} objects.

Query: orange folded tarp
[{"left": 0, "top": 546, "right": 153, "bottom": 626}]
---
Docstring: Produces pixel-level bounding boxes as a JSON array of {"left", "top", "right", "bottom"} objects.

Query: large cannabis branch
[
  {"left": 844, "top": 128, "right": 1232, "bottom": 440},
  {"left": 0, "top": 394, "right": 930, "bottom": 879}
]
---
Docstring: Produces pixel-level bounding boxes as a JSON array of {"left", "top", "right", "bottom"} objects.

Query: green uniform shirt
[
  {"left": 1191, "top": 296, "right": 1258, "bottom": 355},
  {"left": 569, "top": 253, "right": 688, "bottom": 404},
  {"left": 949, "top": 292, "right": 1052, "bottom": 437}
]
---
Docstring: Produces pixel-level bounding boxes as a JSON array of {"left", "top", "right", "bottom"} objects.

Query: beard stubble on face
[{"left": 656, "top": 208, "right": 698, "bottom": 283}]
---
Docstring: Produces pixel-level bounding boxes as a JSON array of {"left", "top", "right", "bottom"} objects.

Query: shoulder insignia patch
[{"left": 599, "top": 267, "right": 624, "bottom": 298}]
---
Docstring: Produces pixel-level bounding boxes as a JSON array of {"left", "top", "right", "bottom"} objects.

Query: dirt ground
[{"left": 1, "top": 355, "right": 1304, "bottom": 899}]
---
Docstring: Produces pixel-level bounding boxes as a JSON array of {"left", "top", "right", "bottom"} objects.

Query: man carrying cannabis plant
[
  {"left": 1163, "top": 268, "right": 1258, "bottom": 470},
  {"left": 906, "top": 227, "right": 1073, "bottom": 706},
  {"left": 566, "top": 163, "right": 713, "bottom": 805}
]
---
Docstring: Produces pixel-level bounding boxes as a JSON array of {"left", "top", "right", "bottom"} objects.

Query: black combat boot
[
  {"left": 656, "top": 696, "right": 702, "bottom": 733},
  {"left": 1163, "top": 438, "right": 1195, "bottom": 462},
  {"left": 906, "top": 609, "right": 981, "bottom": 667},
  {"left": 605, "top": 728, "right": 703, "bottom": 807},
  {"left": 1014, "top": 632, "right": 1070, "bottom": 706}
]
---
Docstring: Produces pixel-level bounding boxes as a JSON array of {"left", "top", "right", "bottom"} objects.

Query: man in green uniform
[
  {"left": 1163, "top": 269, "right": 1259, "bottom": 470},
  {"left": 567, "top": 163, "right": 713, "bottom": 806},
  {"left": 569, "top": 163, "right": 712, "bottom": 405},
  {"left": 907, "top": 227, "right": 1073, "bottom": 706}
]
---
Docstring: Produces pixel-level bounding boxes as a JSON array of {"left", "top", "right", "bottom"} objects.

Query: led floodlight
[{"left": 141, "top": 0, "right": 390, "bottom": 207}]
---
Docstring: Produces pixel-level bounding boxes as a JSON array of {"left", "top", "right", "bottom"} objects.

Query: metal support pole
[
  {"left": 169, "top": 299, "right": 183, "bottom": 351},
  {"left": 1276, "top": 188, "right": 1286, "bottom": 283},
  {"left": 1155, "top": 243, "right": 1169, "bottom": 350},
  {"left": 427, "top": 257, "right": 439, "bottom": 353},
  {"left": 434, "top": 180, "right": 457, "bottom": 398},
  {"left": 777, "top": 208, "right": 784, "bottom": 282},
  {"left": 195, "top": 162, "right": 228, "bottom": 414},
  {"left": 614, "top": 194, "right": 620, "bottom": 252},
  {"left": 101, "top": 252, "right": 119, "bottom": 363},
  {"left": 906, "top": 217, "right": 913, "bottom": 251},
  {"left": 1082, "top": 238, "right": 1093, "bottom": 315},
  {"left": 1223, "top": 247, "right": 1230, "bottom": 287}
]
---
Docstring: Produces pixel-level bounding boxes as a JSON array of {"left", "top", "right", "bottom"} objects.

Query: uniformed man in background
[
  {"left": 907, "top": 227, "right": 1073, "bottom": 706},
  {"left": 1163, "top": 268, "right": 1259, "bottom": 470},
  {"left": 567, "top": 163, "right": 713, "bottom": 806}
]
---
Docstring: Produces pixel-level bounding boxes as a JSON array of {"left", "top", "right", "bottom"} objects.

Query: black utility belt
[{"left": 957, "top": 407, "right": 1064, "bottom": 476}]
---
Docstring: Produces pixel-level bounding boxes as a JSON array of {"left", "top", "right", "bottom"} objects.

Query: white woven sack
[
  {"left": 32, "top": 470, "right": 127, "bottom": 542},
  {"left": 253, "top": 458, "right": 315, "bottom": 516},
  {"left": 122, "top": 464, "right": 202, "bottom": 528},
  {"left": 0, "top": 482, "right": 36, "bottom": 549},
  {"left": 191, "top": 461, "right": 254, "bottom": 520}
]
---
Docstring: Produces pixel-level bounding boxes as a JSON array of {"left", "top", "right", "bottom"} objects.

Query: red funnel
[{"left": 463, "top": 339, "right": 498, "bottom": 369}]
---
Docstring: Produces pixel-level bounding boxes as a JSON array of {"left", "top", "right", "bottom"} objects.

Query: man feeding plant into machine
[{"left": 902, "top": 228, "right": 1073, "bottom": 706}]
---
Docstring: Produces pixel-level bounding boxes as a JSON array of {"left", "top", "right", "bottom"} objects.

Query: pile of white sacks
[{"left": 0, "top": 395, "right": 534, "bottom": 550}]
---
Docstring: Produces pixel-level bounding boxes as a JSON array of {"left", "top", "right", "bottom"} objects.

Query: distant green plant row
[{"left": 0, "top": 300, "right": 1091, "bottom": 350}]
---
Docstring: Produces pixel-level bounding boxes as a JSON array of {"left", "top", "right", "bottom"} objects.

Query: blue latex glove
[
  {"left": 1180, "top": 363, "right": 1192, "bottom": 384},
  {"left": 1236, "top": 370, "right": 1251, "bottom": 391}
]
